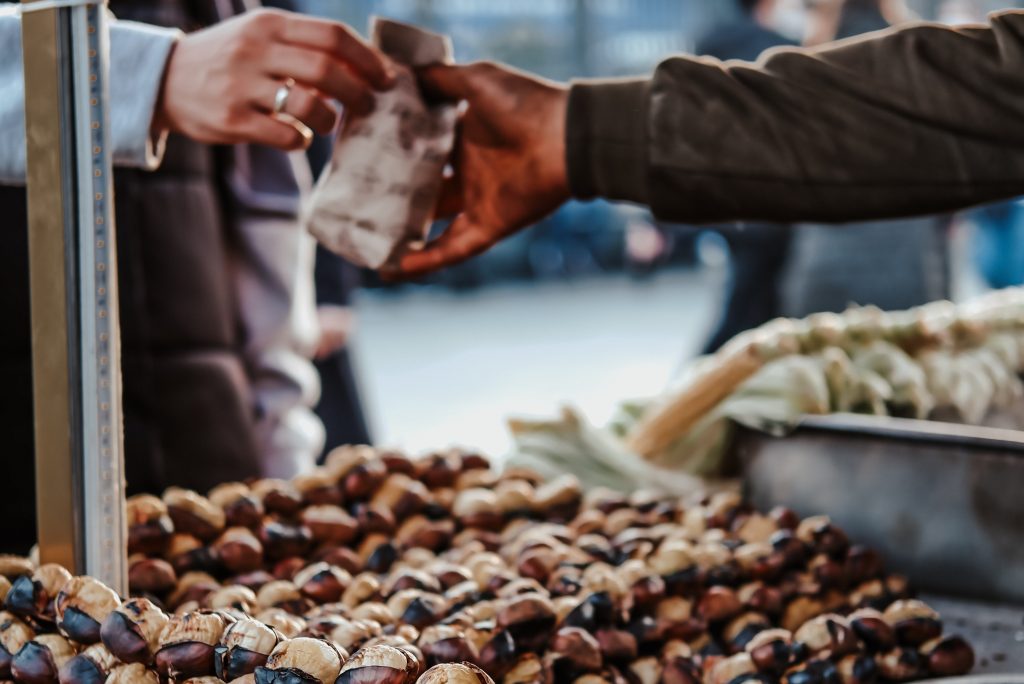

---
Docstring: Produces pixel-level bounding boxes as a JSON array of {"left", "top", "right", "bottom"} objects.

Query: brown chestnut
[
  {"left": 128, "top": 557, "right": 177, "bottom": 597},
  {"left": 57, "top": 643, "right": 118, "bottom": 684},
  {"left": 164, "top": 487, "right": 226, "bottom": 542},
  {"left": 215, "top": 616, "right": 281, "bottom": 681},
  {"left": 256, "top": 636, "right": 345, "bottom": 683},
  {"left": 153, "top": 611, "right": 227, "bottom": 679},
  {"left": 214, "top": 527, "right": 265, "bottom": 575},
  {"left": 54, "top": 575, "right": 120, "bottom": 644},
  {"left": 4, "top": 563, "right": 72, "bottom": 625},
  {"left": 11, "top": 633, "right": 76, "bottom": 684},
  {"left": 335, "top": 643, "right": 412, "bottom": 684},
  {"left": 920, "top": 635, "right": 974, "bottom": 678},
  {"left": 208, "top": 482, "right": 265, "bottom": 530},
  {"left": 100, "top": 597, "right": 170, "bottom": 665}
]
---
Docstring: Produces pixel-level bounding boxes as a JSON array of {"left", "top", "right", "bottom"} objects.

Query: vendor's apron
[{"left": 0, "top": 0, "right": 260, "bottom": 553}]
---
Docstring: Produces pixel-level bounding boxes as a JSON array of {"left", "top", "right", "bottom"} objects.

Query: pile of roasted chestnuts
[{"left": 0, "top": 446, "right": 974, "bottom": 683}]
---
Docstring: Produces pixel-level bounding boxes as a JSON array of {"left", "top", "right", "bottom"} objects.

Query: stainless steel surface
[
  {"left": 21, "top": 0, "right": 126, "bottom": 593},
  {"left": 736, "top": 413, "right": 1024, "bottom": 603},
  {"left": 924, "top": 595, "right": 1024, "bottom": 679}
]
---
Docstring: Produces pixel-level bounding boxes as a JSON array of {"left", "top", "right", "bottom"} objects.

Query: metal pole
[{"left": 21, "top": 0, "right": 127, "bottom": 594}]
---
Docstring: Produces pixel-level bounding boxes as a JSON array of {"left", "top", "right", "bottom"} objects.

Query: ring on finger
[{"left": 273, "top": 77, "right": 296, "bottom": 116}]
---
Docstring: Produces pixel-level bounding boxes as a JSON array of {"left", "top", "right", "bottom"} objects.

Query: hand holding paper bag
[{"left": 304, "top": 18, "right": 457, "bottom": 269}]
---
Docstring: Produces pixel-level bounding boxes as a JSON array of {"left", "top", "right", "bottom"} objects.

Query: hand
[
  {"left": 394, "top": 62, "right": 571, "bottom": 278},
  {"left": 315, "top": 305, "right": 354, "bottom": 360},
  {"left": 155, "top": 9, "right": 396, "bottom": 150}
]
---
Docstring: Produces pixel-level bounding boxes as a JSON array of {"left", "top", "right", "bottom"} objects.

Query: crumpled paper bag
[{"left": 304, "top": 17, "right": 456, "bottom": 269}]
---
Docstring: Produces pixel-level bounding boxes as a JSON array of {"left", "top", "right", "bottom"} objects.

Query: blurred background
[{"left": 301, "top": 0, "right": 1024, "bottom": 457}]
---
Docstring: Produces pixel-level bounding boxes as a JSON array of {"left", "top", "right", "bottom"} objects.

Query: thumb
[
  {"left": 394, "top": 215, "right": 494, "bottom": 278},
  {"left": 417, "top": 63, "right": 475, "bottom": 103}
]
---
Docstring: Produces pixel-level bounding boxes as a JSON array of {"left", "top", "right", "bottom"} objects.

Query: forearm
[
  {"left": 568, "top": 10, "right": 1024, "bottom": 223},
  {"left": 0, "top": 7, "right": 178, "bottom": 185}
]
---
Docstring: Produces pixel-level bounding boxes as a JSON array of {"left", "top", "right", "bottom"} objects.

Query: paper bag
[{"left": 303, "top": 17, "right": 456, "bottom": 269}]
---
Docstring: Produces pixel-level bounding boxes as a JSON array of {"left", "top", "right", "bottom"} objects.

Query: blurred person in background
[
  {"left": 263, "top": 0, "right": 374, "bottom": 454},
  {"left": 694, "top": 0, "right": 804, "bottom": 353},
  {"left": 779, "top": 0, "right": 952, "bottom": 317},
  {"left": 0, "top": 2, "right": 392, "bottom": 551}
]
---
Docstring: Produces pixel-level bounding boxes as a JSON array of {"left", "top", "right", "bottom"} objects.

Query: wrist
[
  {"left": 565, "top": 78, "right": 650, "bottom": 205},
  {"left": 151, "top": 35, "right": 181, "bottom": 137}
]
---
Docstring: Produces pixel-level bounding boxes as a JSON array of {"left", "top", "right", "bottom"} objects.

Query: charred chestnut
[
  {"left": 57, "top": 643, "right": 117, "bottom": 684},
  {"left": 104, "top": 663, "right": 160, "bottom": 683},
  {"left": 128, "top": 557, "right": 177, "bottom": 597},
  {"left": 292, "top": 563, "right": 351, "bottom": 605},
  {"left": 4, "top": 563, "right": 72, "bottom": 624},
  {"left": 417, "top": 624, "right": 478, "bottom": 668},
  {"left": 164, "top": 487, "right": 226, "bottom": 542},
  {"left": 126, "top": 495, "right": 174, "bottom": 556},
  {"left": 215, "top": 616, "right": 282, "bottom": 681},
  {"left": 418, "top": 662, "right": 496, "bottom": 684},
  {"left": 302, "top": 505, "right": 360, "bottom": 546},
  {"left": 920, "top": 635, "right": 974, "bottom": 678},
  {"left": 882, "top": 600, "right": 942, "bottom": 647},
  {"left": 153, "top": 611, "right": 227, "bottom": 679},
  {"left": 0, "top": 611, "right": 34, "bottom": 678},
  {"left": 209, "top": 482, "right": 265, "bottom": 530},
  {"left": 54, "top": 575, "right": 120, "bottom": 644},
  {"left": 215, "top": 527, "right": 265, "bottom": 575},
  {"left": 100, "top": 597, "right": 170, "bottom": 665},
  {"left": 335, "top": 643, "right": 413, "bottom": 684},
  {"left": 10, "top": 633, "right": 76, "bottom": 684},
  {"left": 256, "top": 636, "right": 345, "bottom": 684}
]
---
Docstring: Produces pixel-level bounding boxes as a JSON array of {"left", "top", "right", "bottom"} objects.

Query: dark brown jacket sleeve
[{"left": 567, "top": 10, "right": 1024, "bottom": 223}]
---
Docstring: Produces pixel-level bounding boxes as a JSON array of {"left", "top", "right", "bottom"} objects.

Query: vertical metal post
[{"left": 21, "top": 0, "right": 127, "bottom": 593}]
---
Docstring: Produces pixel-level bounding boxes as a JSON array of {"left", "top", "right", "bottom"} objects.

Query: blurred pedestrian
[
  {"left": 779, "top": 0, "right": 952, "bottom": 318},
  {"left": 695, "top": 0, "right": 804, "bottom": 353},
  {"left": 0, "top": 1, "right": 392, "bottom": 551}
]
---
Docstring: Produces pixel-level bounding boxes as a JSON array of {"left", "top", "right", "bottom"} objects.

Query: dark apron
[{"left": 0, "top": 0, "right": 260, "bottom": 553}]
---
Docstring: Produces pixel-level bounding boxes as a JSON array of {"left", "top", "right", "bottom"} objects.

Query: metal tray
[{"left": 734, "top": 413, "right": 1024, "bottom": 604}]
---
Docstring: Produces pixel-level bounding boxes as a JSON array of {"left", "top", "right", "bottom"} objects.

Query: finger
[
  {"left": 258, "top": 79, "right": 338, "bottom": 136},
  {"left": 417, "top": 63, "right": 476, "bottom": 102},
  {"left": 396, "top": 215, "right": 494, "bottom": 277},
  {"left": 263, "top": 43, "right": 375, "bottom": 115},
  {"left": 433, "top": 175, "right": 463, "bottom": 221},
  {"left": 235, "top": 112, "right": 312, "bottom": 151},
  {"left": 278, "top": 15, "right": 395, "bottom": 90}
]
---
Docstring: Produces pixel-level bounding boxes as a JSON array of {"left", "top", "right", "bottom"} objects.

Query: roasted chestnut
[
  {"left": 208, "top": 482, "right": 265, "bottom": 529},
  {"left": 10, "top": 633, "right": 76, "bottom": 684},
  {"left": 215, "top": 616, "right": 282, "bottom": 681},
  {"left": 54, "top": 575, "right": 120, "bottom": 644},
  {"left": 4, "top": 563, "right": 72, "bottom": 624},
  {"left": 882, "top": 600, "right": 942, "bottom": 647},
  {"left": 104, "top": 663, "right": 160, "bottom": 683},
  {"left": 57, "top": 643, "right": 118, "bottom": 684},
  {"left": 128, "top": 557, "right": 177, "bottom": 597},
  {"left": 100, "top": 597, "right": 169, "bottom": 665},
  {"left": 215, "top": 527, "right": 265, "bottom": 575},
  {"left": 255, "top": 636, "right": 345, "bottom": 683},
  {"left": 920, "top": 635, "right": 974, "bottom": 678},
  {"left": 418, "top": 662, "right": 496, "bottom": 684},
  {"left": 335, "top": 643, "right": 413, "bottom": 684},
  {"left": 0, "top": 611, "right": 34, "bottom": 678},
  {"left": 126, "top": 495, "right": 174, "bottom": 556},
  {"left": 154, "top": 611, "right": 227, "bottom": 679},
  {"left": 164, "top": 487, "right": 226, "bottom": 542}
]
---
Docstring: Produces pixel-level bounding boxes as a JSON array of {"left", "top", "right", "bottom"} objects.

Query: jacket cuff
[
  {"left": 566, "top": 78, "right": 650, "bottom": 206},
  {"left": 109, "top": 20, "right": 182, "bottom": 171}
]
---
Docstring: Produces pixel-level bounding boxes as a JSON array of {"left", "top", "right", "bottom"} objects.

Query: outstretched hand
[{"left": 393, "top": 62, "right": 571, "bottom": 278}]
